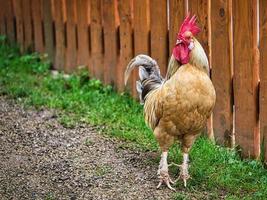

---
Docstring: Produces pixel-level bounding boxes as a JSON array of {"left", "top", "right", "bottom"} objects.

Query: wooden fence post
[
  {"left": 76, "top": 0, "right": 90, "bottom": 72},
  {"left": 0, "top": 0, "right": 5, "bottom": 36},
  {"left": 188, "top": 0, "right": 209, "bottom": 56},
  {"left": 150, "top": 0, "right": 168, "bottom": 75},
  {"left": 22, "top": 0, "right": 33, "bottom": 51},
  {"left": 118, "top": 0, "right": 133, "bottom": 92},
  {"left": 42, "top": 0, "right": 54, "bottom": 62},
  {"left": 210, "top": 0, "right": 233, "bottom": 147},
  {"left": 32, "top": 0, "right": 44, "bottom": 53},
  {"left": 90, "top": 0, "right": 104, "bottom": 81},
  {"left": 54, "top": 0, "right": 66, "bottom": 70},
  {"left": 133, "top": 0, "right": 150, "bottom": 97},
  {"left": 13, "top": 0, "right": 24, "bottom": 52},
  {"left": 169, "top": 0, "right": 187, "bottom": 56},
  {"left": 233, "top": 0, "right": 260, "bottom": 158},
  {"left": 259, "top": 0, "right": 267, "bottom": 162},
  {"left": 65, "top": 0, "right": 77, "bottom": 72},
  {"left": 102, "top": 0, "right": 118, "bottom": 86},
  {"left": 5, "top": 0, "right": 15, "bottom": 42}
]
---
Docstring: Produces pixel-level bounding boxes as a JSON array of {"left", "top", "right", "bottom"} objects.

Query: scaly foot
[
  {"left": 178, "top": 162, "right": 190, "bottom": 187},
  {"left": 169, "top": 161, "right": 191, "bottom": 187},
  {"left": 157, "top": 169, "right": 175, "bottom": 191}
]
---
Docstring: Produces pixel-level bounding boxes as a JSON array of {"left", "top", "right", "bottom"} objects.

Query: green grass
[{"left": 0, "top": 36, "right": 267, "bottom": 199}]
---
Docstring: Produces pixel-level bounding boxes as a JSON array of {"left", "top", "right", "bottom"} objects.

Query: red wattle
[{"left": 172, "top": 43, "right": 190, "bottom": 64}]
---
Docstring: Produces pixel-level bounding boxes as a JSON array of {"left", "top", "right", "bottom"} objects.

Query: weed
[
  {"left": 94, "top": 165, "right": 112, "bottom": 177},
  {"left": 84, "top": 138, "right": 94, "bottom": 146},
  {"left": 45, "top": 193, "right": 56, "bottom": 200}
]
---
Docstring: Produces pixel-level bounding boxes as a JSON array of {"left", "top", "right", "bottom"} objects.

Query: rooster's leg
[
  {"left": 154, "top": 128, "right": 175, "bottom": 190},
  {"left": 157, "top": 151, "right": 175, "bottom": 191},
  {"left": 178, "top": 153, "right": 190, "bottom": 187},
  {"left": 177, "top": 134, "right": 196, "bottom": 187}
]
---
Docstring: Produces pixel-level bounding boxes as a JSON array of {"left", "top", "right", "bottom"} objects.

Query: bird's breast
[{"left": 162, "top": 65, "right": 216, "bottom": 135}]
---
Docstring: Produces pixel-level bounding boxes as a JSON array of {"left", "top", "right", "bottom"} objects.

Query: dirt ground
[{"left": 0, "top": 96, "right": 174, "bottom": 200}]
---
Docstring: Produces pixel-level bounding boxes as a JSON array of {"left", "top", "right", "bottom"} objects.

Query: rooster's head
[{"left": 173, "top": 14, "right": 201, "bottom": 64}]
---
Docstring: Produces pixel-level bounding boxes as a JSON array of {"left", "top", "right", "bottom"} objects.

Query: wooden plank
[
  {"left": 188, "top": 0, "right": 209, "bottom": 56},
  {"left": 102, "top": 0, "right": 117, "bottom": 86},
  {"left": 233, "top": 0, "right": 260, "bottom": 158},
  {"left": 210, "top": 0, "right": 233, "bottom": 146},
  {"left": 54, "top": 0, "right": 66, "bottom": 70},
  {"left": 118, "top": 0, "right": 133, "bottom": 92},
  {"left": 31, "top": 0, "right": 44, "bottom": 52},
  {"left": 42, "top": 0, "right": 54, "bottom": 62},
  {"left": 168, "top": 0, "right": 187, "bottom": 57},
  {"left": 0, "top": 0, "right": 7, "bottom": 36},
  {"left": 90, "top": 0, "right": 104, "bottom": 81},
  {"left": 76, "top": 0, "right": 90, "bottom": 71},
  {"left": 133, "top": 0, "right": 150, "bottom": 96},
  {"left": 5, "top": 0, "right": 15, "bottom": 42},
  {"left": 259, "top": 0, "right": 267, "bottom": 162},
  {"left": 65, "top": 0, "right": 77, "bottom": 72},
  {"left": 0, "top": 17, "right": 4, "bottom": 36},
  {"left": 22, "top": 0, "right": 33, "bottom": 51},
  {"left": 13, "top": 0, "right": 24, "bottom": 51},
  {"left": 150, "top": 0, "right": 168, "bottom": 75}
]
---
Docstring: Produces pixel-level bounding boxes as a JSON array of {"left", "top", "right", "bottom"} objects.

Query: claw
[
  {"left": 166, "top": 180, "right": 176, "bottom": 191},
  {"left": 156, "top": 180, "right": 163, "bottom": 189},
  {"left": 169, "top": 178, "right": 175, "bottom": 185},
  {"left": 179, "top": 163, "right": 190, "bottom": 187},
  {"left": 183, "top": 178, "right": 187, "bottom": 187},
  {"left": 157, "top": 178, "right": 176, "bottom": 191},
  {"left": 157, "top": 170, "right": 176, "bottom": 191},
  {"left": 169, "top": 162, "right": 191, "bottom": 187}
]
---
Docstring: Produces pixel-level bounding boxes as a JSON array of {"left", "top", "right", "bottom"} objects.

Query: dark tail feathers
[{"left": 124, "top": 55, "right": 163, "bottom": 104}]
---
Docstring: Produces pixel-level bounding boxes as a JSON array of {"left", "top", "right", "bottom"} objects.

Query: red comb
[{"left": 178, "top": 13, "right": 201, "bottom": 36}]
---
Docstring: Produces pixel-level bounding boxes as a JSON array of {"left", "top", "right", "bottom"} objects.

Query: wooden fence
[{"left": 0, "top": 0, "right": 266, "bottom": 161}]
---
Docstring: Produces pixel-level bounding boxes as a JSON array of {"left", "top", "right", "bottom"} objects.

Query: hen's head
[{"left": 172, "top": 14, "right": 201, "bottom": 64}]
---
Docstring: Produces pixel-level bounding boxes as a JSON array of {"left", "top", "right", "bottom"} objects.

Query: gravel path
[{"left": 0, "top": 96, "right": 173, "bottom": 200}]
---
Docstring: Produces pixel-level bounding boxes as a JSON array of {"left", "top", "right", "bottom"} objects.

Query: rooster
[{"left": 124, "top": 14, "right": 216, "bottom": 190}]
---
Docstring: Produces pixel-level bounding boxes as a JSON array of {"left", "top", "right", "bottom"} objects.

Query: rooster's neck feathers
[{"left": 189, "top": 38, "right": 209, "bottom": 75}]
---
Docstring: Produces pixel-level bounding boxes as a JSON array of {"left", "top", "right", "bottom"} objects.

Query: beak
[{"left": 188, "top": 41, "right": 194, "bottom": 50}]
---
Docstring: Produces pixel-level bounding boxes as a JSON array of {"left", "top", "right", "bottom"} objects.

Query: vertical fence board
[
  {"left": 210, "top": 0, "right": 233, "bottom": 146},
  {"left": 0, "top": 0, "right": 5, "bottom": 35},
  {"left": 0, "top": 0, "right": 6, "bottom": 35},
  {"left": 43, "top": 0, "right": 54, "bottom": 62},
  {"left": 133, "top": 0, "right": 150, "bottom": 96},
  {"left": 188, "top": 0, "right": 209, "bottom": 55},
  {"left": 90, "top": 0, "right": 103, "bottom": 81},
  {"left": 13, "top": 0, "right": 24, "bottom": 51},
  {"left": 259, "top": 0, "right": 267, "bottom": 162},
  {"left": 54, "top": 0, "right": 65, "bottom": 70},
  {"left": 102, "top": 0, "right": 117, "bottom": 86},
  {"left": 32, "top": 0, "right": 44, "bottom": 52},
  {"left": 233, "top": 0, "right": 260, "bottom": 158},
  {"left": 22, "top": 0, "right": 33, "bottom": 50},
  {"left": 118, "top": 0, "right": 133, "bottom": 92},
  {"left": 150, "top": 0, "right": 168, "bottom": 75},
  {"left": 168, "top": 0, "right": 187, "bottom": 58},
  {"left": 5, "top": 0, "right": 15, "bottom": 42},
  {"left": 76, "top": 0, "right": 90, "bottom": 70},
  {"left": 65, "top": 0, "right": 77, "bottom": 72}
]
